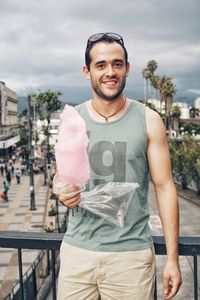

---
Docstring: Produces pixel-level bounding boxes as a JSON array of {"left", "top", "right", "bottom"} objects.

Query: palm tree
[
  {"left": 147, "top": 60, "right": 158, "bottom": 74},
  {"left": 34, "top": 90, "right": 62, "bottom": 164},
  {"left": 159, "top": 77, "right": 176, "bottom": 129},
  {"left": 150, "top": 75, "right": 161, "bottom": 100},
  {"left": 142, "top": 67, "right": 152, "bottom": 104},
  {"left": 142, "top": 60, "right": 158, "bottom": 104},
  {"left": 171, "top": 105, "right": 181, "bottom": 132},
  {"left": 147, "top": 60, "right": 158, "bottom": 98},
  {"left": 189, "top": 107, "right": 200, "bottom": 118}
]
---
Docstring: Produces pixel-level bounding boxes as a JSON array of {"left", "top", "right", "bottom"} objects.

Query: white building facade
[{"left": 0, "top": 81, "right": 20, "bottom": 156}]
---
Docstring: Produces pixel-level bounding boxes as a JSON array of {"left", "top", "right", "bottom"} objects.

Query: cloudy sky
[{"left": 0, "top": 0, "right": 199, "bottom": 104}]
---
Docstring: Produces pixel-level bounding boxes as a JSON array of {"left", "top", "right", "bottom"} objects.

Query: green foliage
[
  {"left": 189, "top": 107, "right": 200, "bottom": 118},
  {"left": 169, "top": 136, "right": 200, "bottom": 194},
  {"left": 171, "top": 105, "right": 181, "bottom": 118},
  {"left": 34, "top": 89, "right": 62, "bottom": 123},
  {"left": 180, "top": 121, "right": 200, "bottom": 135},
  {"left": 20, "top": 108, "right": 28, "bottom": 117},
  {"left": 19, "top": 125, "right": 29, "bottom": 146},
  {"left": 33, "top": 89, "right": 62, "bottom": 163}
]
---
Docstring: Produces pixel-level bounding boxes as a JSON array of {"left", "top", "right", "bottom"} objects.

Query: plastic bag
[
  {"left": 79, "top": 182, "right": 139, "bottom": 227},
  {"left": 53, "top": 172, "right": 85, "bottom": 196}
]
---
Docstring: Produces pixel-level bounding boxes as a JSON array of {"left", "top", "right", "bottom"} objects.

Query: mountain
[
  {"left": 17, "top": 85, "right": 196, "bottom": 113},
  {"left": 17, "top": 96, "right": 27, "bottom": 113}
]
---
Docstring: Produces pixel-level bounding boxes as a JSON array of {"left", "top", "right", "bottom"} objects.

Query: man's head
[
  {"left": 83, "top": 32, "right": 130, "bottom": 101},
  {"left": 85, "top": 32, "right": 128, "bottom": 70}
]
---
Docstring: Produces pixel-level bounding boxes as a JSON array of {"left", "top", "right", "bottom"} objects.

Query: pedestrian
[
  {"left": 0, "top": 163, "right": 4, "bottom": 176},
  {"left": 15, "top": 168, "right": 22, "bottom": 184},
  {"left": 6, "top": 171, "right": 12, "bottom": 185},
  {"left": 4, "top": 161, "right": 7, "bottom": 174},
  {"left": 21, "top": 164, "right": 26, "bottom": 176},
  {"left": 7, "top": 163, "right": 12, "bottom": 175},
  {"left": 2, "top": 181, "right": 9, "bottom": 201},
  {"left": 12, "top": 153, "right": 16, "bottom": 164},
  {"left": 57, "top": 33, "right": 182, "bottom": 300},
  {"left": 11, "top": 165, "right": 15, "bottom": 177}
]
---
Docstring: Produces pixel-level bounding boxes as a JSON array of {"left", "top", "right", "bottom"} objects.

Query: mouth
[{"left": 102, "top": 80, "right": 118, "bottom": 87}]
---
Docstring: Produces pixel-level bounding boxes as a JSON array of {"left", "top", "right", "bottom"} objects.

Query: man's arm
[{"left": 146, "top": 108, "right": 182, "bottom": 299}]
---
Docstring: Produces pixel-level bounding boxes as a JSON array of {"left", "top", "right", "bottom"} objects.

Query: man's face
[{"left": 83, "top": 42, "right": 130, "bottom": 101}]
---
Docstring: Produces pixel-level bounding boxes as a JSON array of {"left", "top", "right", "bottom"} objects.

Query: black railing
[{"left": 0, "top": 232, "right": 199, "bottom": 300}]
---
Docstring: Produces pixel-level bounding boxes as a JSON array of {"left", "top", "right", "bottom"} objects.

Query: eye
[
  {"left": 97, "top": 63, "right": 105, "bottom": 70},
  {"left": 114, "top": 62, "right": 123, "bottom": 68}
]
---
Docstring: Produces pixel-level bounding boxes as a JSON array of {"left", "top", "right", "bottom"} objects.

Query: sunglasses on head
[{"left": 87, "top": 32, "right": 124, "bottom": 48}]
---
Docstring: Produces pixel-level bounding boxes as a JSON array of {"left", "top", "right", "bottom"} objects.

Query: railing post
[
  {"left": 18, "top": 249, "right": 25, "bottom": 300},
  {"left": 154, "top": 275, "right": 157, "bottom": 300},
  {"left": 51, "top": 250, "right": 57, "bottom": 300},
  {"left": 32, "top": 265, "right": 37, "bottom": 298},
  {"left": 193, "top": 256, "right": 198, "bottom": 300}
]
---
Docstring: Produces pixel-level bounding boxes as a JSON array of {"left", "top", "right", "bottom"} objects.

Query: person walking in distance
[
  {"left": 57, "top": 33, "right": 182, "bottom": 300},
  {"left": 6, "top": 171, "right": 12, "bottom": 185},
  {"left": 15, "top": 167, "right": 22, "bottom": 184},
  {"left": 2, "top": 181, "right": 9, "bottom": 201}
]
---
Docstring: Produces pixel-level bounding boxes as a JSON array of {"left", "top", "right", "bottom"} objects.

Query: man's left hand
[{"left": 163, "top": 260, "right": 182, "bottom": 299}]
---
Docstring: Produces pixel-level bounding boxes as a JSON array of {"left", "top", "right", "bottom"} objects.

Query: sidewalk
[
  {"left": 176, "top": 183, "right": 200, "bottom": 207},
  {"left": 0, "top": 171, "right": 48, "bottom": 299}
]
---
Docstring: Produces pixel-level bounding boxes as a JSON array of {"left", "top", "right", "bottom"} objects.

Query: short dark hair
[{"left": 85, "top": 33, "right": 128, "bottom": 69}]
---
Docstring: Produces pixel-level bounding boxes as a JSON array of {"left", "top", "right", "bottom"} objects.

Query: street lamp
[{"left": 27, "top": 94, "right": 36, "bottom": 210}]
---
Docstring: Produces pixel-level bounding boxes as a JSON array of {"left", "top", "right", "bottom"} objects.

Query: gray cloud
[{"left": 0, "top": 0, "right": 199, "bottom": 102}]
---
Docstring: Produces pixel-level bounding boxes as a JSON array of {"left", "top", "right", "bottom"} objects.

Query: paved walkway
[{"left": 0, "top": 171, "right": 48, "bottom": 299}]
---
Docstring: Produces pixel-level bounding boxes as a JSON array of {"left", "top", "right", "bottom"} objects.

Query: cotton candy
[{"left": 55, "top": 104, "right": 90, "bottom": 185}]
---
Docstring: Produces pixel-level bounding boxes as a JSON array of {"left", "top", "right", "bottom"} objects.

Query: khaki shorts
[{"left": 57, "top": 242, "right": 156, "bottom": 300}]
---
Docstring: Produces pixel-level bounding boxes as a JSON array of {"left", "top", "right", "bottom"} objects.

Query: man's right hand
[{"left": 57, "top": 185, "right": 81, "bottom": 208}]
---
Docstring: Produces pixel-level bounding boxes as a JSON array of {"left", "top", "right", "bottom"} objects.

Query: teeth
[{"left": 104, "top": 81, "right": 117, "bottom": 84}]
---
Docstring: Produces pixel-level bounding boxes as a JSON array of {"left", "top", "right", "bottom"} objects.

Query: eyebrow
[{"left": 95, "top": 59, "right": 124, "bottom": 65}]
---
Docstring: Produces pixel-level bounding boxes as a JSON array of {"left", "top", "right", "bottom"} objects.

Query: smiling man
[{"left": 57, "top": 33, "right": 182, "bottom": 300}]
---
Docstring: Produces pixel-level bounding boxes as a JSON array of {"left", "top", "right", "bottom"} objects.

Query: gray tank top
[{"left": 63, "top": 100, "right": 153, "bottom": 251}]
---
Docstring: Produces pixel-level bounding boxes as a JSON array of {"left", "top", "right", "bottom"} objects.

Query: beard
[{"left": 90, "top": 77, "right": 126, "bottom": 101}]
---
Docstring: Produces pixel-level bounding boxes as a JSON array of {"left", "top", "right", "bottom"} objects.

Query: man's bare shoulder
[{"left": 146, "top": 107, "right": 166, "bottom": 139}]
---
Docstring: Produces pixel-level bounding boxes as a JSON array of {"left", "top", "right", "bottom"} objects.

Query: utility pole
[{"left": 27, "top": 94, "right": 36, "bottom": 210}]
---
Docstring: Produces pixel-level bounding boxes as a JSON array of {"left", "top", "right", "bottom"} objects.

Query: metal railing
[{"left": 0, "top": 232, "right": 199, "bottom": 300}]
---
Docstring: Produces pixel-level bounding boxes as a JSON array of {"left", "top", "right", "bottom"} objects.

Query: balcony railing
[{"left": 0, "top": 232, "right": 199, "bottom": 300}]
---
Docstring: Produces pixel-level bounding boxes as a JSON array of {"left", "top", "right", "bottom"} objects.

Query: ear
[
  {"left": 83, "top": 65, "right": 91, "bottom": 80},
  {"left": 126, "top": 62, "right": 130, "bottom": 77}
]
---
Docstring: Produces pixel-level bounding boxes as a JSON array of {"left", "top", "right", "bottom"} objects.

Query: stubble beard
[{"left": 91, "top": 77, "right": 127, "bottom": 101}]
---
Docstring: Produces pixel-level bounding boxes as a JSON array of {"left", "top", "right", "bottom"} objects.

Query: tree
[
  {"left": 169, "top": 138, "right": 192, "bottom": 189},
  {"left": 142, "top": 60, "right": 158, "bottom": 103},
  {"left": 147, "top": 60, "right": 158, "bottom": 75},
  {"left": 142, "top": 67, "right": 152, "bottom": 103},
  {"left": 142, "top": 60, "right": 176, "bottom": 128},
  {"left": 19, "top": 125, "right": 29, "bottom": 146},
  {"left": 34, "top": 90, "right": 62, "bottom": 164},
  {"left": 189, "top": 107, "right": 200, "bottom": 118},
  {"left": 169, "top": 136, "right": 200, "bottom": 194},
  {"left": 171, "top": 105, "right": 181, "bottom": 132}
]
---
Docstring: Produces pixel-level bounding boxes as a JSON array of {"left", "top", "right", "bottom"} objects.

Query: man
[{"left": 57, "top": 33, "right": 182, "bottom": 299}]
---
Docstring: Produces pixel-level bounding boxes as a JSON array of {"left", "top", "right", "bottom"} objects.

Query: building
[
  {"left": 194, "top": 97, "right": 200, "bottom": 109},
  {"left": 0, "top": 81, "right": 20, "bottom": 156}
]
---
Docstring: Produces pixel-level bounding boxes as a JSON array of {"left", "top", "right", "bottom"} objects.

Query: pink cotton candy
[{"left": 55, "top": 104, "right": 90, "bottom": 185}]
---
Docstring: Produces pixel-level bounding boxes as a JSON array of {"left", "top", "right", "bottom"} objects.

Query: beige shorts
[{"left": 57, "top": 242, "right": 156, "bottom": 300}]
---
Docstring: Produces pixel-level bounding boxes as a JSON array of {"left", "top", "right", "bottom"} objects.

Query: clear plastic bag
[
  {"left": 79, "top": 182, "right": 140, "bottom": 227},
  {"left": 53, "top": 172, "right": 85, "bottom": 196}
]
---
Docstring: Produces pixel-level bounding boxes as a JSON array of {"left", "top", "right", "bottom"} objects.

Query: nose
[{"left": 105, "top": 65, "right": 116, "bottom": 76}]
